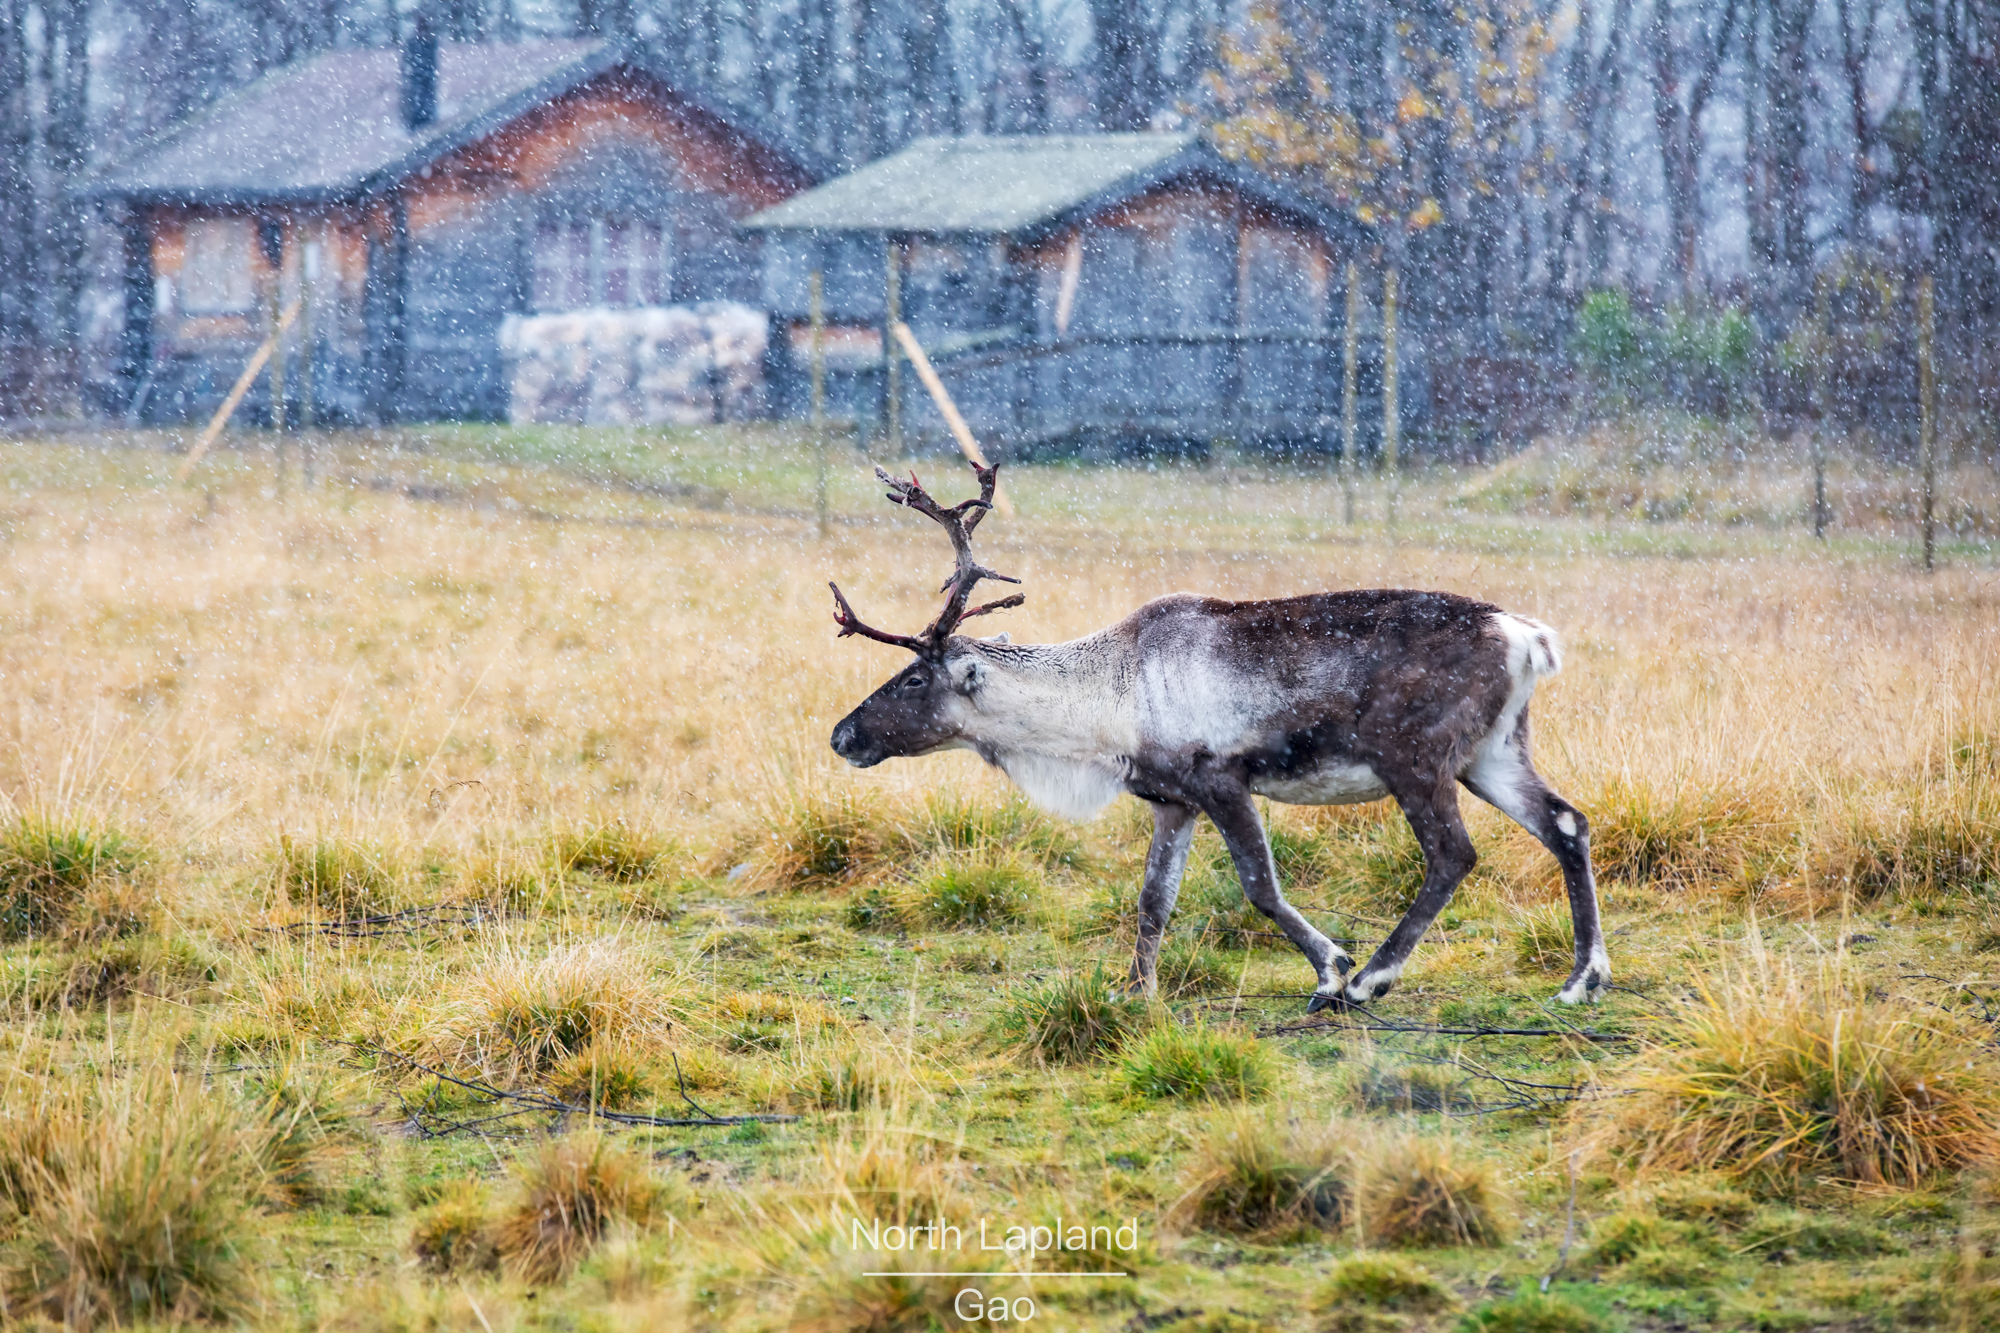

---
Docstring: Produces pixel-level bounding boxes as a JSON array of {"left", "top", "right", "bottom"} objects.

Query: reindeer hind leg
[{"left": 1461, "top": 737, "right": 1610, "bottom": 1004}]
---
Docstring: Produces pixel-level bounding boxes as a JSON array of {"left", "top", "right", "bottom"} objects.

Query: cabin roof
[
  {"left": 82, "top": 39, "right": 807, "bottom": 205},
  {"left": 741, "top": 133, "right": 1360, "bottom": 242}
]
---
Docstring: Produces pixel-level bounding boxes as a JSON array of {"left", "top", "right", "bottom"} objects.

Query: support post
[
  {"left": 300, "top": 232, "right": 317, "bottom": 488},
  {"left": 1382, "top": 266, "right": 1400, "bottom": 529},
  {"left": 268, "top": 232, "right": 287, "bottom": 494},
  {"left": 1340, "top": 260, "right": 1360, "bottom": 526},
  {"left": 1811, "top": 278, "right": 1829, "bottom": 539},
  {"left": 882, "top": 235, "right": 902, "bottom": 455},
  {"left": 1918, "top": 273, "right": 1937, "bottom": 572},
  {"left": 810, "top": 268, "right": 827, "bottom": 539}
]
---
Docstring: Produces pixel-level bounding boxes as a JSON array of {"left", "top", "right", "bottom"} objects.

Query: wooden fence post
[
  {"left": 299, "top": 233, "right": 316, "bottom": 490},
  {"left": 1812, "top": 278, "right": 1829, "bottom": 539},
  {"left": 1341, "top": 260, "right": 1360, "bottom": 526},
  {"left": 1383, "top": 266, "right": 1400, "bottom": 529},
  {"left": 883, "top": 236, "right": 902, "bottom": 456},
  {"left": 269, "top": 253, "right": 287, "bottom": 494},
  {"left": 1917, "top": 274, "right": 1937, "bottom": 571},
  {"left": 810, "top": 269, "right": 828, "bottom": 539}
]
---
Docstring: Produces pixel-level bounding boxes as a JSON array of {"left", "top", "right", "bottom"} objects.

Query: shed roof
[
  {"left": 83, "top": 39, "right": 805, "bottom": 205},
  {"left": 741, "top": 133, "right": 1359, "bottom": 241}
]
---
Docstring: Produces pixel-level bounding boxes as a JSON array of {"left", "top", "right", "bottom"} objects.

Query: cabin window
[
  {"left": 180, "top": 218, "right": 255, "bottom": 314},
  {"left": 532, "top": 219, "right": 670, "bottom": 310},
  {"left": 1241, "top": 229, "right": 1326, "bottom": 332}
]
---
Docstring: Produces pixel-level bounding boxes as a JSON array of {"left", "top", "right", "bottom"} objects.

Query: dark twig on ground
[
  {"left": 268, "top": 904, "right": 494, "bottom": 940},
  {"left": 348, "top": 1041, "right": 797, "bottom": 1139},
  {"left": 1257, "top": 1011, "right": 1638, "bottom": 1044}
]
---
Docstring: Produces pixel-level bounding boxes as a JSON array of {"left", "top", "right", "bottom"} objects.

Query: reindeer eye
[{"left": 902, "top": 673, "right": 929, "bottom": 691}]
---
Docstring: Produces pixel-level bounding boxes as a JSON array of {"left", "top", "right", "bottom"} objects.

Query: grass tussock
[
  {"left": 547, "top": 1038, "right": 653, "bottom": 1110},
  {"left": 786, "top": 1254, "right": 988, "bottom": 1333},
  {"left": 898, "top": 852, "right": 1038, "bottom": 928},
  {"left": 1513, "top": 903, "right": 1576, "bottom": 973},
  {"left": 815, "top": 1117, "right": 967, "bottom": 1227},
  {"left": 1313, "top": 1253, "right": 1458, "bottom": 1320},
  {"left": 746, "top": 791, "right": 896, "bottom": 890},
  {"left": 1359, "top": 1132, "right": 1510, "bottom": 1248},
  {"left": 1458, "top": 1290, "right": 1603, "bottom": 1333},
  {"left": 1811, "top": 788, "right": 2000, "bottom": 903},
  {"left": 749, "top": 790, "right": 1087, "bottom": 895},
  {"left": 992, "top": 965, "right": 1149, "bottom": 1064},
  {"left": 15, "top": 934, "right": 218, "bottom": 1011},
  {"left": 848, "top": 851, "right": 1041, "bottom": 933},
  {"left": 244, "top": 1054, "right": 360, "bottom": 1205},
  {"left": 1585, "top": 775, "right": 1791, "bottom": 892},
  {"left": 421, "top": 937, "right": 683, "bottom": 1083},
  {"left": 1171, "top": 1107, "right": 1351, "bottom": 1238},
  {"left": 1600, "top": 951, "right": 2000, "bottom": 1189},
  {"left": 550, "top": 821, "right": 683, "bottom": 883},
  {"left": 792, "top": 1040, "right": 908, "bottom": 1113},
  {"left": 719, "top": 989, "right": 844, "bottom": 1054},
  {"left": 491, "top": 1132, "right": 661, "bottom": 1284},
  {"left": 0, "top": 1058, "right": 270, "bottom": 1325},
  {"left": 1157, "top": 935, "right": 1238, "bottom": 997},
  {"left": 408, "top": 1178, "right": 498, "bottom": 1274},
  {"left": 0, "top": 813, "right": 149, "bottom": 941},
  {"left": 271, "top": 834, "right": 413, "bottom": 918},
  {"left": 1120, "top": 1022, "right": 1274, "bottom": 1102}
]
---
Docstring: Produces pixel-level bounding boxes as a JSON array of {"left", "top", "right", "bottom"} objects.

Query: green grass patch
[
  {"left": 992, "top": 965, "right": 1149, "bottom": 1064},
  {"left": 1120, "top": 1023, "right": 1273, "bottom": 1101},
  {"left": 0, "top": 815, "right": 148, "bottom": 940}
]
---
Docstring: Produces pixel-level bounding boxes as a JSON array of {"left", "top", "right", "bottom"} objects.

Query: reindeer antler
[{"left": 827, "top": 461, "right": 1025, "bottom": 658}]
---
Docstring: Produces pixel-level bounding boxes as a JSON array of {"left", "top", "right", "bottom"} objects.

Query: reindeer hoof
[
  {"left": 1305, "top": 990, "right": 1351, "bottom": 1015},
  {"left": 1555, "top": 970, "right": 1609, "bottom": 1005}
]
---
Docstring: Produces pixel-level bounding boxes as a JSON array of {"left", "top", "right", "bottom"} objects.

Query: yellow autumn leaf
[{"left": 1408, "top": 197, "right": 1444, "bottom": 229}]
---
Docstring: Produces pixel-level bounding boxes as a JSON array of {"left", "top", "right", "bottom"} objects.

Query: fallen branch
[
  {"left": 1258, "top": 1012, "right": 1638, "bottom": 1044},
  {"left": 348, "top": 1041, "right": 798, "bottom": 1138},
  {"left": 266, "top": 904, "right": 494, "bottom": 940}
]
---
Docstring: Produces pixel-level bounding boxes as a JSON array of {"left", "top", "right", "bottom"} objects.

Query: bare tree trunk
[
  {"left": 1089, "top": 0, "right": 1159, "bottom": 130},
  {"left": 41, "top": 0, "right": 92, "bottom": 414},
  {"left": 1833, "top": 0, "right": 1880, "bottom": 246},
  {"left": 907, "top": 0, "right": 958, "bottom": 136},
  {"left": 0, "top": 0, "right": 32, "bottom": 415},
  {"left": 1649, "top": 0, "right": 1738, "bottom": 298},
  {"left": 995, "top": 0, "right": 1050, "bottom": 132},
  {"left": 1765, "top": 0, "right": 1813, "bottom": 320}
]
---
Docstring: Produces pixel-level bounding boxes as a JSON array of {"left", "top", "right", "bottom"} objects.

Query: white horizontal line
[{"left": 860, "top": 1272, "right": 1129, "bottom": 1279}]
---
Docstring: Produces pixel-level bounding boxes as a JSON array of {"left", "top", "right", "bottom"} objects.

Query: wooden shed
[
  {"left": 83, "top": 34, "right": 812, "bottom": 424},
  {"left": 745, "top": 133, "right": 1397, "bottom": 455}
]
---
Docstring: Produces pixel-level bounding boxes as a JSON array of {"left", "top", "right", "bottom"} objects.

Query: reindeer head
[{"left": 828, "top": 462, "right": 1024, "bottom": 769}]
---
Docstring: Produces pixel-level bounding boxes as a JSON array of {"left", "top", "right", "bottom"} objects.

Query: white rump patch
[
  {"left": 1493, "top": 612, "right": 1563, "bottom": 679},
  {"left": 995, "top": 750, "right": 1126, "bottom": 823}
]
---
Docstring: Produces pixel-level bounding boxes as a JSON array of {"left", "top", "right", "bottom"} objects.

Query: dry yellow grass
[
  {"left": 1596, "top": 946, "right": 2000, "bottom": 1190},
  {"left": 2, "top": 438, "right": 1991, "bottom": 901},
  {"left": 0, "top": 430, "right": 1995, "bottom": 1326}
]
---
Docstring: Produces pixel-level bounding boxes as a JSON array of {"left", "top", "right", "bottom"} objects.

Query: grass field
[{"left": 0, "top": 420, "right": 1997, "bottom": 1331}]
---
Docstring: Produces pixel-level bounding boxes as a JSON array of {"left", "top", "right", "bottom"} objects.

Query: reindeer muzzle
[{"left": 829, "top": 716, "right": 886, "bottom": 768}]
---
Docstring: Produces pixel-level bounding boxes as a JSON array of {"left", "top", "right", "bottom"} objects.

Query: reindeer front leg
[
  {"left": 1201, "top": 783, "right": 1353, "bottom": 1006},
  {"left": 1127, "top": 801, "right": 1198, "bottom": 996}
]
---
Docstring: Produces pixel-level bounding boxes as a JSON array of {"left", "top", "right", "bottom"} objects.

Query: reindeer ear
[
  {"left": 984, "top": 632, "right": 1011, "bottom": 644},
  {"left": 954, "top": 657, "right": 986, "bottom": 695}
]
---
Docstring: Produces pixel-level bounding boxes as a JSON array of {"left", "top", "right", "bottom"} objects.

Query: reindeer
[{"left": 827, "top": 463, "right": 1608, "bottom": 1010}]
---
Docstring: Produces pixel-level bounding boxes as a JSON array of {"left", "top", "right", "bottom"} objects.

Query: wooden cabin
[
  {"left": 83, "top": 35, "right": 811, "bottom": 424},
  {"left": 745, "top": 133, "right": 1398, "bottom": 455}
]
